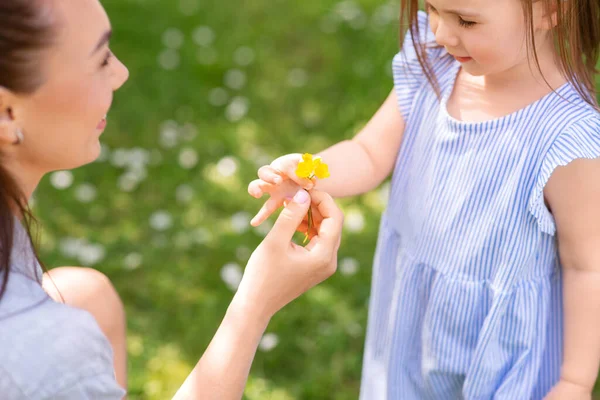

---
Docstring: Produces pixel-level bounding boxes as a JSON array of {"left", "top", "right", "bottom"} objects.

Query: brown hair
[
  {"left": 0, "top": 1, "right": 57, "bottom": 300},
  {"left": 400, "top": 0, "right": 600, "bottom": 107}
]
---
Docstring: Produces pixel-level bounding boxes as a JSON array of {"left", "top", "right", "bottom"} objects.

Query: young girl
[
  {"left": 248, "top": 0, "right": 600, "bottom": 398},
  {"left": 0, "top": 0, "right": 344, "bottom": 398}
]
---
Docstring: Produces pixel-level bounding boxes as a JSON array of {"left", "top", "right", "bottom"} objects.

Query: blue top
[
  {"left": 0, "top": 220, "right": 125, "bottom": 399},
  {"left": 359, "top": 11, "right": 600, "bottom": 400}
]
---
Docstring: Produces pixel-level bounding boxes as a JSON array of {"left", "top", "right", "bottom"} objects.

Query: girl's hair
[
  {"left": 400, "top": 0, "right": 600, "bottom": 108},
  {"left": 0, "top": 1, "right": 57, "bottom": 300}
]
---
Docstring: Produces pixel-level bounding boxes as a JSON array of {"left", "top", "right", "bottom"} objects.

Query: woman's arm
[
  {"left": 172, "top": 297, "right": 269, "bottom": 400},
  {"left": 173, "top": 189, "right": 344, "bottom": 399}
]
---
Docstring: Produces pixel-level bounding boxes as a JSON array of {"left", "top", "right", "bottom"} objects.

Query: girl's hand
[
  {"left": 235, "top": 189, "right": 344, "bottom": 320},
  {"left": 248, "top": 153, "right": 316, "bottom": 227},
  {"left": 544, "top": 379, "right": 592, "bottom": 400}
]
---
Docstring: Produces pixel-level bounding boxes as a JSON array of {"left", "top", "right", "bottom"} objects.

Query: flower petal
[
  {"left": 301, "top": 153, "right": 313, "bottom": 163},
  {"left": 296, "top": 161, "right": 314, "bottom": 178},
  {"left": 314, "top": 162, "right": 330, "bottom": 179}
]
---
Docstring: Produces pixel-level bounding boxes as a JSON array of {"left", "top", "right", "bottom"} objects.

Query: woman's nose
[{"left": 111, "top": 57, "right": 129, "bottom": 91}]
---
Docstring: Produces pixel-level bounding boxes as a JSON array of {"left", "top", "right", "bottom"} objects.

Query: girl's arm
[
  {"left": 545, "top": 157, "right": 600, "bottom": 394},
  {"left": 248, "top": 89, "right": 407, "bottom": 226},
  {"left": 314, "top": 89, "right": 407, "bottom": 197}
]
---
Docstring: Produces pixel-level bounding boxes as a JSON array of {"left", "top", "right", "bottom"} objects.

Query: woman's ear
[{"left": 0, "top": 87, "right": 23, "bottom": 147}]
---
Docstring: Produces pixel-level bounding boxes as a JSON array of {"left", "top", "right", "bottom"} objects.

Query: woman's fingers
[
  {"left": 308, "top": 190, "right": 344, "bottom": 251},
  {"left": 250, "top": 196, "right": 282, "bottom": 227}
]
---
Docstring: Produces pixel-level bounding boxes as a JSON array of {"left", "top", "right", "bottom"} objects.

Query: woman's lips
[{"left": 97, "top": 115, "right": 107, "bottom": 130}]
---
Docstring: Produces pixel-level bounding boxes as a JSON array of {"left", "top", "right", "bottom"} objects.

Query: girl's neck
[{"left": 448, "top": 45, "right": 568, "bottom": 123}]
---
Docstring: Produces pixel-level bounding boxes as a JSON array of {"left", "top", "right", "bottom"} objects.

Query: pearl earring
[{"left": 14, "top": 128, "right": 24, "bottom": 145}]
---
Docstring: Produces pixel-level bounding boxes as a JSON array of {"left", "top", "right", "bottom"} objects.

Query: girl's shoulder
[
  {"left": 392, "top": 11, "right": 455, "bottom": 122},
  {"left": 392, "top": 11, "right": 453, "bottom": 77}
]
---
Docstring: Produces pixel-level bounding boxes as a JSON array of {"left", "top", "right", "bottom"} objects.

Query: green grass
[{"left": 32, "top": 0, "right": 600, "bottom": 398}]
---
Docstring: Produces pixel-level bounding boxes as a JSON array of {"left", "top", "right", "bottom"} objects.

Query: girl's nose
[{"left": 432, "top": 18, "right": 460, "bottom": 49}]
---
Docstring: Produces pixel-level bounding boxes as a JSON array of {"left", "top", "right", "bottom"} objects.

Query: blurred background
[{"left": 32, "top": 0, "right": 600, "bottom": 399}]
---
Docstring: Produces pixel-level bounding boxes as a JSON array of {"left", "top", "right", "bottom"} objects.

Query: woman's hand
[
  {"left": 234, "top": 188, "right": 344, "bottom": 320},
  {"left": 248, "top": 153, "right": 316, "bottom": 227},
  {"left": 174, "top": 188, "right": 343, "bottom": 400}
]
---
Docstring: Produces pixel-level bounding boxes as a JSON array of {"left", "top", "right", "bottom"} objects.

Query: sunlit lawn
[{"left": 33, "top": 0, "right": 600, "bottom": 398}]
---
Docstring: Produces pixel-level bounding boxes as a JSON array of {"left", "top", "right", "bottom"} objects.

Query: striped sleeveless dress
[{"left": 359, "top": 11, "right": 600, "bottom": 400}]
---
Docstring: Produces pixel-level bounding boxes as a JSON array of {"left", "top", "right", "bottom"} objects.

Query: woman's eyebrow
[{"left": 90, "top": 29, "right": 112, "bottom": 56}]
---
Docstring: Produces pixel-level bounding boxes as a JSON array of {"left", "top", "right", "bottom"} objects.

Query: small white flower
[
  {"left": 150, "top": 211, "right": 173, "bottom": 231},
  {"left": 345, "top": 209, "right": 365, "bottom": 232},
  {"left": 158, "top": 49, "right": 180, "bottom": 70},
  {"left": 220, "top": 262, "right": 243, "bottom": 291},
  {"left": 50, "top": 171, "right": 74, "bottom": 190},
  {"left": 216, "top": 156, "right": 238, "bottom": 177},
  {"left": 179, "top": 147, "right": 199, "bottom": 169},
  {"left": 231, "top": 212, "right": 251, "bottom": 234},
  {"left": 340, "top": 257, "right": 359, "bottom": 276},
  {"left": 224, "top": 69, "right": 246, "bottom": 90},
  {"left": 176, "top": 184, "right": 194, "bottom": 204},
  {"left": 162, "top": 28, "right": 184, "bottom": 49},
  {"left": 74, "top": 183, "right": 97, "bottom": 203},
  {"left": 192, "top": 26, "right": 215, "bottom": 47},
  {"left": 78, "top": 243, "right": 106, "bottom": 266},
  {"left": 258, "top": 333, "right": 279, "bottom": 352},
  {"left": 123, "top": 252, "right": 143, "bottom": 270},
  {"left": 233, "top": 46, "right": 255, "bottom": 66}
]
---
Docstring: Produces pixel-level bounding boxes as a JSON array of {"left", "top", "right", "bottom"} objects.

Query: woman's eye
[
  {"left": 101, "top": 50, "right": 113, "bottom": 67},
  {"left": 458, "top": 17, "right": 476, "bottom": 28}
]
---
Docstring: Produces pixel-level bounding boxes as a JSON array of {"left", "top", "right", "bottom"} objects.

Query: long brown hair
[
  {"left": 400, "top": 0, "right": 600, "bottom": 107},
  {"left": 0, "top": 1, "right": 57, "bottom": 299}
]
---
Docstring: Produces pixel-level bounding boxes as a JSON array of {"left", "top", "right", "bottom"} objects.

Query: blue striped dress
[{"left": 359, "top": 11, "right": 600, "bottom": 400}]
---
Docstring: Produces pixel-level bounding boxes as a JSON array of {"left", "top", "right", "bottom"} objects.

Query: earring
[{"left": 14, "top": 128, "right": 24, "bottom": 145}]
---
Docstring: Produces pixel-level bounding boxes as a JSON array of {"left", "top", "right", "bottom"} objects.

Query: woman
[{"left": 0, "top": 0, "right": 344, "bottom": 398}]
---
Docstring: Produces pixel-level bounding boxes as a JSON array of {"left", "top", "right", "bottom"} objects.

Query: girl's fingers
[
  {"left": 250, "top": 197, "right": 282, "bottom": 227},
  {"left": 248, "top": 179, "right": 276, "bottom": 198},
  {"left": 258, "top": 165, "right": 283, "bottom": 184}
]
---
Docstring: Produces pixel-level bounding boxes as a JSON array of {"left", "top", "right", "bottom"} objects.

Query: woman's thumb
[{"left": 265, "top": 190, "right": 311, "bottom": 243}]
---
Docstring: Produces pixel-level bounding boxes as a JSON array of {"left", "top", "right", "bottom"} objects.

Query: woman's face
[{"left": 2, "top": 0, "right": 129, "bottom": 185}]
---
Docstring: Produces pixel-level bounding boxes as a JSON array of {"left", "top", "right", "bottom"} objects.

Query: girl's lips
[{"left": 454, "top": 55, "right": 472, "bottom": 63}]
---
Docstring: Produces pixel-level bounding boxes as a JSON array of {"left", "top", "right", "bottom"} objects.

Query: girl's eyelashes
[
  {"left": 426, "top": 3, "right": 476, "bottom": 28},
  {"left": 458, "top": 17, "right": 476, "bottom": 28},
  {"left": 101, "top": 50, "right": 113, "bottom": 68}
]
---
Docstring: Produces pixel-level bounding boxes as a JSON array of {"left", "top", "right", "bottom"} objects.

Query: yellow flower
[
  {"left": 296, "top": 153, "right": 330, "bottom": 180},
  {"left": 295, "top": 153, "right": 330, "bottom": 244}
]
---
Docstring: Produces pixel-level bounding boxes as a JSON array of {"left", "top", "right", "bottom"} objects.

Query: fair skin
[
  {"left": 0, "top": 0, "right": 345, "bottom": 399},
  {"left": 249, "top": 0, "right": 598, "bottom": 398},
  {"left": 42, "top": 267, "right": 129, "bottom": 390}
]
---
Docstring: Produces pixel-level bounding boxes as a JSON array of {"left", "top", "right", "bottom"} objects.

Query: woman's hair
[
  {"left": 400, "top": 0, "right": 600, "bottom": 108},
  {"left": 0, "top": 1, "right": 57, "bottom": 300}
]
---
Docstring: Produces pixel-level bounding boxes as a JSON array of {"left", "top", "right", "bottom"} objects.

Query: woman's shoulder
[{"left": 0, "top": 277, "right": 118, "bottom": 399}]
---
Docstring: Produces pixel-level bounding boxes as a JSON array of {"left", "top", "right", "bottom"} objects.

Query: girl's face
[
  {"left": 426, "top": 0, "right": 553, "bottom": 79},
  {"left": 0, "top": 0, "right": 129, "bottom": 190}
]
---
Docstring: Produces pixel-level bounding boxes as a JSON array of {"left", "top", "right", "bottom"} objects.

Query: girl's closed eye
[
  {"left": 458, "top": 17, "right": 476, "bottom": 28},
  {"left": 101, "top": 50, "right": 112, "bottom": 68}
]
